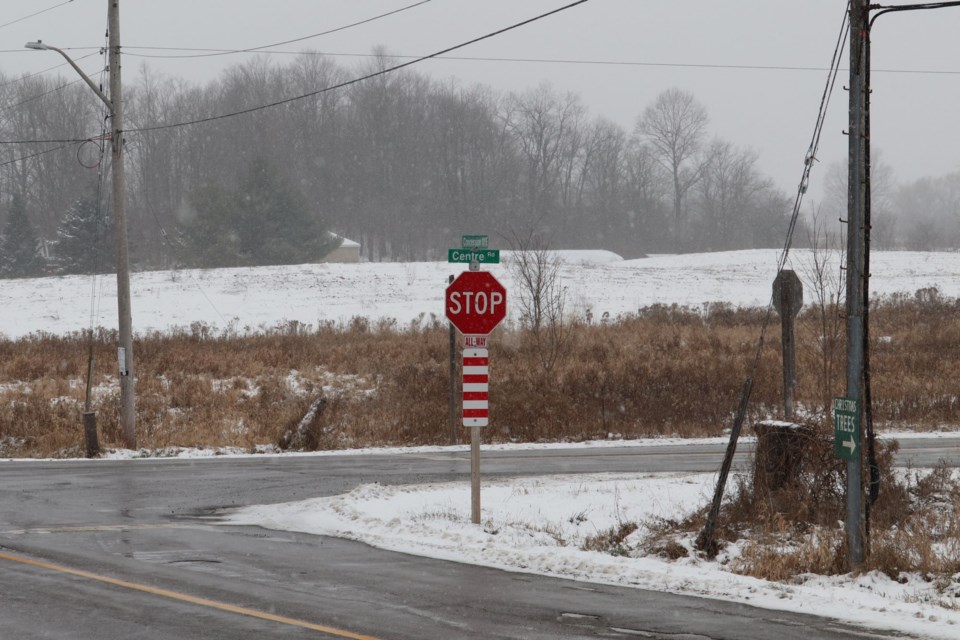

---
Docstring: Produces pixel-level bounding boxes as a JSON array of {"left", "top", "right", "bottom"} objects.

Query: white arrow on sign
[{"left": 843, "top": 437, "right": 857, "bottom": 455}]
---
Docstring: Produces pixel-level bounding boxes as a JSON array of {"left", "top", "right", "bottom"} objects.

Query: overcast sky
[{"left": 3, "top": 0, "right": 959, "bottom": 203}]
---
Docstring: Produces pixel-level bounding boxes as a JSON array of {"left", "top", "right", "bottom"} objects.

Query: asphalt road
[{"left": 2, "top": 437, "right": 958, "bottom": 639}]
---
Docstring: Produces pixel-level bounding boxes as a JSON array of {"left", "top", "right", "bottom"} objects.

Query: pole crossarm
[{"left": 870, "top": 1, "right": 960, "bottom": 27}]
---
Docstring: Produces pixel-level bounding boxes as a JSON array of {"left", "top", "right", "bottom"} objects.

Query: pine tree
[
  {"left": 54, "top": 193, "right": 115, "bottom": 275},
  {"left": 236, "top": 157, "right": 322, "bottom": 265},
  {"left": 181, "top": 183, "right": 242, "bottom": 268},
  {"left": 181, "top": 157, "right": 338, "bottom": 268},
  {"left": 0, "top": 194, "right": 46, "bottom": 278}
]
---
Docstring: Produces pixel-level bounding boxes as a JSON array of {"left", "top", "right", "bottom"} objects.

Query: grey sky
[{"left": 3, "top": 0, "right": 959, "bottom": 203}]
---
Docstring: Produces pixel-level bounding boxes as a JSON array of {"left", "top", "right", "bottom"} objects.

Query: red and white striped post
[{"left": 462, "top": 346, "right": 489, "bottom": 427}]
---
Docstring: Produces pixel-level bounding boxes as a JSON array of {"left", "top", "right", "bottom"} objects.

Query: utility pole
[
  {"left": 24, "top": 1, "right": 135, "bottom": 450},
  {"left": 845, "top": 0, "right": 869, "bottom": 568},
  {"left": 108, "top": 0, "right": 136, "bottom": 449}
]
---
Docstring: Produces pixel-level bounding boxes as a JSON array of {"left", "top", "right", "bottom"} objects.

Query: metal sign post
[
  {"left": 444, "top": 249, "right": 506, "bottom": 526},
  {"left": 463, "top": 345, "right": 489, "bottom": 524}
]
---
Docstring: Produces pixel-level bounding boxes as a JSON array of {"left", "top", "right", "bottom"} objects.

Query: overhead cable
[
  {"left": 0, "top": 143, "right": 72, "bottom": 167},
  {"left": 123, "top": 0, "right": 433, "bottom": 60},
  {"left": 0, "top": 0, "right": 74, "bottom": 31},
  {"left": 697, "top": 0, "right": 852, "bottom": 557},
  {"left": 129, "top": 0, "right": 591, "bottom": 134},
  {"left": 0, "top": 52, "right": 100, "bottom": 88},
  {"left": 119, "top": 49, "right": 960, "bottom": 76}
]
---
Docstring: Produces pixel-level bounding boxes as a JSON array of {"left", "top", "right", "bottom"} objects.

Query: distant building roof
[{"left": 330, "top": 233, "right": 360, "bottom": 248}]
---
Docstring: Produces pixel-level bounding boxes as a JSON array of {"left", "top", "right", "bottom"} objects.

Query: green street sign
[
  {"left": 448, "top": 249, "right": 500, "bottom": 264},
  {"left": 461, "top": 235, "right": 489, "bottom": 250},
  {"left": 833, "top": 397, "right": 861, "bottom": 461}
]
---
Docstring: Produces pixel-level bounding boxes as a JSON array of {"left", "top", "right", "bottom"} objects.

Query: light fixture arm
[{"left": 24, "top": 40, "right": 111, "bottom": 110}]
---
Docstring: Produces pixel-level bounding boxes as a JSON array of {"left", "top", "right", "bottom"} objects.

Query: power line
[
  {"left": 696, "top": 0, "right": 852, "bottom": 557},
  {"left": 5, "top": 47, "right": 958, "bottom": 78},
  {"left": 0, "top": 52, "right": 100, "bottom": 88},
  {"left": 0, "top": 78, "right": 83, "bottom": 114},
  {"left": 0, "top": 143, "right": 73, "bottom": 167},
  {"left": 129, "top": 0, "right": 592, "bottom": 135},
  {"left": 0, "top": 1, "right": 590, "bottom": 145},
  {"left": 116, "top": 48, "right": 960, "bottom": 77},
  {"left": 0, "top": 68, "right": 106, "bottom": 116},
  {"left": 122, "top": 0, "right": 433, "bottom": 60},
  {"left": 0, "top": 137, "right": 91, "bottom": 145},
  {"left": 0, "top": 0, "right": 74, "bottom": 31}
]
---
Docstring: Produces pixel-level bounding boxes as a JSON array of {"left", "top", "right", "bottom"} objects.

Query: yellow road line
[{"left": 0, "top": 550, "right": 382, "bottom": 640}]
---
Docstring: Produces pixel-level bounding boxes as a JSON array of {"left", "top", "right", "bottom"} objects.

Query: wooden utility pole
[
  {"left": 108, "top": 0, "right": 136, "bottom": 449},
  {"left": 773, "top": 270, "right": 803, "bottom": 419},
  {"left": 845, "top": 0, "right": 869, "bottom": 567}
]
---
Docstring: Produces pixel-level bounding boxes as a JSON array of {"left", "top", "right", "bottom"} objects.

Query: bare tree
[
  {"left": 622, "top": 138, "right": 670, "bottom": 253},
  {"left": 692, "top": 139, "right": 788, "bottom": 250},
  {"left": 798, "top": 207, "right": 846, "bottom": 419},
  {"left": 0, "top": 73, "right": 98, "bottom": 237},
  {"left": 892, "top": 171, "right": 960, "bottom": 250},
  {"left": 429, "top": 84, "right": 518, "bottom": 247},
  {"left": 508, "top": 229, "right": 568, "bottom": 375},
  {"left": 504, "top": 83, "right": 585, "bottom": 228},
  {"left": 822, "top": 152, "right": 898, "bottom": 249},
  {"left": 636, "top": 88, "right": 709, "bottom": 250},
  {"left": 581, "top": 118, "right": 627, "bottom": 247}
]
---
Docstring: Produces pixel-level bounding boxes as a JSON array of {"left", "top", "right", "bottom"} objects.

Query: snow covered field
[
  {"left": 6, "top": 249, "right": 960, "bottom": 637},
  {"left": 3, "top": 248, "right": 959, "bottom": 339}
]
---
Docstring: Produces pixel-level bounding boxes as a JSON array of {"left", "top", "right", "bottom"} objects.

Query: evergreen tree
[
  {"left": 236, "top": 157, "right": 337, "bottom": 265},
  {"left": 54, "top": 192, "right": 115, "bottom": 275},
  {"left": 0, "top": 194, "right": 46, "bottom": 278},
  {"left": 180, "top": 183, "right": 242, "bottom": 268},
  {"left": 181, "top": 157, "right": 338, "bottom": 268}
]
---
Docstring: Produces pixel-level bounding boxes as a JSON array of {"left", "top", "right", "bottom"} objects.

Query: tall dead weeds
[{"left": 0, "top": 295, "right": 958, "bottom": 456}]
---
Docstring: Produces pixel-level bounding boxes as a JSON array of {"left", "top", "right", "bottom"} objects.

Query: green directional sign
[
  {"left": 461, "top": 235, "right": 489, "bottom": 250},
  {"left": 833, "top": 397, "right": 861, "bottom": 461},
  {"left": 448, "top": 249, "right": 500, "bottom": 264}
]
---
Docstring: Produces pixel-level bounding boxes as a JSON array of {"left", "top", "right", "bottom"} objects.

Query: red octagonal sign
[{"left": 445, "top": 271, "right": 507, "bottom": 335}]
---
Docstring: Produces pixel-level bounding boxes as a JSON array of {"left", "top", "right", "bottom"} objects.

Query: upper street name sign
[{"left": 461, "top": 235, "right": 489, "bottom": 250}]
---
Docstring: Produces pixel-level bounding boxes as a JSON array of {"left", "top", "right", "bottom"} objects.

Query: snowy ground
[
  {"left": 225, "top": 464, "right": 960, "bottom": 640},
  {"left": 6, "top": 249, "right": 960, "bottom": 636},
  {"left": 3, "top": 248, "right": 959, "bottom": 339}
]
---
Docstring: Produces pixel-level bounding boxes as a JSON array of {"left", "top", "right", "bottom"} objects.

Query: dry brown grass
[
  {"left": 724, "top": 462, "right": 960, "bottom": 585},
  {"left": 1, "top": 294, "right": 959, "bottom": 458},
  {"left": 639, "top": 429, "right": 960, "bottom": 590}
]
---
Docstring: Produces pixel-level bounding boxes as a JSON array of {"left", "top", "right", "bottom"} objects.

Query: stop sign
[{"left": 445, "top": 271, "right": 507, "bottom": 335}]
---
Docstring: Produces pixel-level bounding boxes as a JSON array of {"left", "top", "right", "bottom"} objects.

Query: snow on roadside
[
  {"left": 1, "top": 428, "right": 951, "bottom": 462},
  {"left": 225, "top": 472, "right": 960, "bottom": 640}
]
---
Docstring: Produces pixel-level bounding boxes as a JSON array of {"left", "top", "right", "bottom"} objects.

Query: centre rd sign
[{"left": 445, "top": 271, "right": 507, "bottom": 335}]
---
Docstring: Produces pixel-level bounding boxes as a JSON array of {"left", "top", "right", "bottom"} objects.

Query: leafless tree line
[{"left": 1, "top": 52, "right": 816, "bottom": 269}]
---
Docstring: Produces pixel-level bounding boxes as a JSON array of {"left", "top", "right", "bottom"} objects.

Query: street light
[
  {"left": 24, "top": 41, "right": 110, "bottom": 108},
  {"left": 25, "top": 13, "right": 136, "bottom": 450}
]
